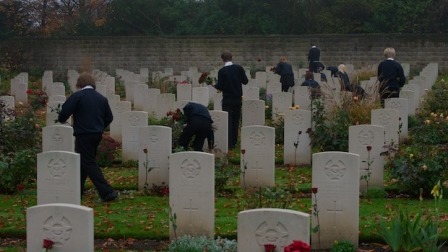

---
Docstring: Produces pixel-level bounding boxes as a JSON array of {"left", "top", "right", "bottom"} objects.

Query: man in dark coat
[
  {"left": 179, "top": 102, "right": 214, "bottom": 151},
  {"left": 213, "top": 50, "right": 249, "bottom": 149},
  {"left": 58, "top": 72, "right": 118, "bottom": 202}
]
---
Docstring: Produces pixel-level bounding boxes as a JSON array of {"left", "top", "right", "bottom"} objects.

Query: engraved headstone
[
  {"left": 42, "top": 125, "right": 74, "bottom": 152},
  {"left": 311, "top": 151, "right": 360, "bottom": 249},
  {"left": 284, "top": 109, "right": 312, "bottom": 165},
  {"left": 240, "top": 126, "right": 275, "bottom": 188},
  {"left": 27, "top": 203, "right": 93, "bottom": 252},
  {"left": 169, "top": 152, "right": 215, "bottom": 239},
  {"left": 138, "top": 126, "right": 172, "bottom": 190},
  {"left": 121, "top": 111, "right": 148, "bottom": 161},
  {"left": 237, "top": 209, "right": 310, "bottom": 252},
  {"left": 37, "top": 151, "right": 81, "bottom": 205}
]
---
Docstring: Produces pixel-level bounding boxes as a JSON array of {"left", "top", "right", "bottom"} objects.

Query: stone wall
[{"left": 1, "top": 34, "right": 447, "bottom": 77}]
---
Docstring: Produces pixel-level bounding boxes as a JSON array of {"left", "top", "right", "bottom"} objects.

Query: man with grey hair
[{"left": 377, "top": 47, "right": 406, "bottom": 106}]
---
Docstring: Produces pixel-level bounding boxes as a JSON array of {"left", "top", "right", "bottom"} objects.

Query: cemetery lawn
[{"left": 0, "top": 165, "right": 447, "bottom": 250}]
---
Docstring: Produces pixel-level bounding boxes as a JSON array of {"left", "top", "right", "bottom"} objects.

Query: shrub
[
  {"left": 386, "top": 144, "right": 448, "bottom": 197},
  {"left": 0, "top": 148, "right": 38, "bottom": 194},
  {"left": 308, "top": 98, "right": 350, "bottom": 152},
  {"left": 97, "top": 134, "right": 121, "bottom": 167},
  {"left": 0, "top": 104, "right": 42, "bottom": 154},
  {"left": 168, "top": 235, "right": 237, "bottom": 252}
]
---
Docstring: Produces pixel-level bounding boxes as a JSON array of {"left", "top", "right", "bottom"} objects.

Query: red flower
[
  {"left": 16, "top": 184, "right": 25, "bottom": 192},
  {"left": 366, "top": 145, "right": 372, "bottom": 151},
  {"left": 143, "top": 148, "right": 148, "bottom": 154},
  {"left": 284, "top": 240, "right": 311, "bottom": 252},
  {"left": 241, "top": 149, "right": 246, "bottom": 155},
  {"left": 26, "top": 89, "right": 33, "bottom": 94},
  {"left": 311, "top": 187, "right": 318, "bottom": 194},
  {"left": 181, "top": 80, "right": 189, "bottom": 84},
  {"left": 43, "top": 239, "right": 54, "bottom": 249},
  {"left": 264, "top": 243, "right": 276, "bottom": 252}
]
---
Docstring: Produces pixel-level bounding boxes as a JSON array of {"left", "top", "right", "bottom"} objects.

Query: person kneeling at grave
[
  {"left": 301, "top": 71, "right": 321, "bottom": 99},
  {"left": 179, "top": 102, "right": 214, "bottom": 151}
]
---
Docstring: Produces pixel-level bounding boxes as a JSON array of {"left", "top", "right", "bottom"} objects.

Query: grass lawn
[{"left": 1, "top": 163, "right": 447, "bottom": 251}]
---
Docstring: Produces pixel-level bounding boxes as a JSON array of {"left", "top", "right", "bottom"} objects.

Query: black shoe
[{"left": 102, "top": 191, "right": 119, "bottom": 202}]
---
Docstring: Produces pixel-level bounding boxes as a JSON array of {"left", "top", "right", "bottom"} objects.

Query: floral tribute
[
  {"left": 27, "top": 89, "right": 48, "bottom": 109},
  {"left": 198, "top": 72, "right": 216, "bottom": 85},
  {"left": 264, "top": 243, "right": 276, "bottom": 252},
  {"left": 283, "top": 240, "right": 311, "bottom": 252},
  {"left": 42, "top": 238, "right": 54, "bottom": 251}
]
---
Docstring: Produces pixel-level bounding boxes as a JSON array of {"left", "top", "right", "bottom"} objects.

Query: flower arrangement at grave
[
  {"left": 26, "top": 88, "right": 48, "bottom": 110},
  {"left": 42, "top": 238, "right": 54, "bottom": 251},
  {"left": 198, "top": 72, "right": 216, "bottom": 85},
  {"left": 165, "top": 108, "right": 187, "bottom": 150},
  {"left": 283, "top": 240, "right": 311, "bottom": 252}
]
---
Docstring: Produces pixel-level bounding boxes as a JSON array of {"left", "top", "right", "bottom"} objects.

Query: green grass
[{"left": 1, "top": 166, "right": 447, "bottom": 250}]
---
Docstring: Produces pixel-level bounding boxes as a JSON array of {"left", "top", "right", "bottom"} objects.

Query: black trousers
[
  {"left": 179, "top": 117, "right": 213, "bottom": 151},
  {"left": 75, "top": 133, "right": 114, "bottom": 199},
  {"left": 222, "top": 99, "right": 242, "bottom": 149},
  {"left": 380, "top": 86, "right": 400, "bottom": 107}
]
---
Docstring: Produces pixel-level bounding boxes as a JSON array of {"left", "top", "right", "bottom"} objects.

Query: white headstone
[
  {"left": 133, "top": 84, "right": 148, "bottom": 110},
  {"left": 177, "top": 84, "right": 192, "bottom": 101},
  {"left": 284, "top": 109, "right": 312, "bottom": 165},
  {"left": 192, "top": 87, "right": 210, "bottom": 107},
  {"left": 144, "top": 88, "right": 161, "bottom": 117},
  {"left": 272, "top": 92, "right": 293, "bottom": 121},
  {"left": 42, "top": 125, "right": 74, "bottom": 152},
  {"left": 27, "top": 203, "right": 93, "bottom": 252},
  {"left": 243, "top": 86, "right": 260, "bottom": 100},
  {"left": 242, "top": 99, "right": 265, "bottom": 127},
  {"left": 155, "top": 93, "right": 176, "bottom": 119},
  {"left": 46, "top": 101, "right": 65, "bottom": 126},
  {"left": 37, "top": 151, "right": 81, "bottom": 205},
  {"left": 237, "top": 208, "right": 310, "bottom": 252},
  {"left": 240, "top": 126, "right": 275, "bottom": 188},
  {"left": 138, "top": 126, "right": 172, "bottom": 190},
  {"left": 371, "top": 108, "right": 400, "bottom": 148},
  {"left": 255, "top": 72, "right": 267, "bottom": 88},
  {"left": 109, "top": 100, "right": 132, "bottom": 142},
  {"left": 385, "top": 98, "right": 408, "bottom": 141},
  {"left": 169, "top": 151, "right": 215, "bottom": 239},
  {"left": 349, "top": 125, "right": 385, "bottom": 192},
  {"left": 121, "top": 111, "right": 148, "bottom": 161},
  {"left": 208, "top": 110, "right": 228, "bottom": 154},
  {"left": 213, "top": 92, "right": 223, "bottom": 111},
  {"left": 311, "top": 151, "right": 360, "bottom": 249}
]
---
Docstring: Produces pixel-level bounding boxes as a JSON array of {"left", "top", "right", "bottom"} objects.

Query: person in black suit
[
  {"left": 308, "top": 43, "right": 321, "bottom": 73},
  {"left": 58, "top": 72, "right": 118, "bottom": 202},
  {"left": 179, "top": 102, "right": 214, "bottom": 151},
  {"left": 377, "top": 47, "right": 406, "bottom": 106},
  {"left": 274, "top": 56, "right": 295, "bottom": 92},
  {"left": 213, "top": 50, "right": 249, "bottom": 149}
]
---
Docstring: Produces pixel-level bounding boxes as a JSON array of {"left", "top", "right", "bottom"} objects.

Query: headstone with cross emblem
[
  {"left": 284, "top": 109, "right": 312, "bottom": 166},
  {"left": 240, "top": 126, "right": 275, "bottom": 188},
  {"left": 121, "top": 111, "right": 148, "bottom": 161},
  {"left": 37, "top": 151, "right": 81, "bottom": 205},
  {"left": 237, "top": 208, "right": 310, "bottom": 252},
  {"left": 371, "top": 108, "right": 400, "bottom": 148},
  {"left": 138, "top": 126, "right": 172, "bottom": 190},
  {"left": 168, "top": 151, "right": 214, "bottom": 240},
  {"left": 385, "top": 98, "right": 409, "bottom": 142},
  {"left": 349, "top": 125, "right": 385, "bottom": 192},
  {"left": 311, "top": 151, "right": 360, "bottom": 249},
  {"left": 27, "top": 203, "right": 93, "bottom": 251},
  {"left": 242, "top": 99, "right": 265, "bottom": 127}
]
